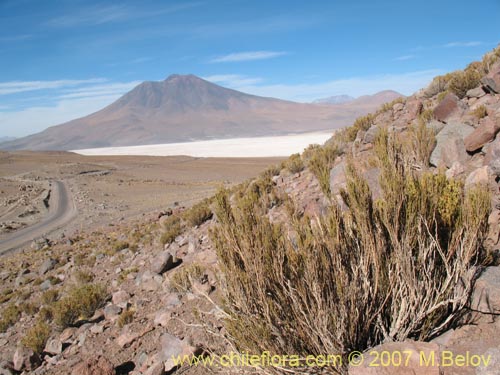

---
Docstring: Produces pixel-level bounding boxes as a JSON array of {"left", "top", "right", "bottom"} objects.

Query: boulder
[
  {"left": 329, "top": 161, "right": 347, "bottom": 198},
  {"left": 71, "top": 357, "right": 115, "bottom": 375},
  {"left": 116, "top": 327, "right": 141, "bottom": 349},
  {"left": 39, "top": 258, "right": 57, "bottom": 275},
  {"left": 430, "top": 122, "right": 474, "bottom": 167},
  {"left": 465, "top": 166, "right": 490, "bottom": 187},
  {"left": 44, "top": 337, "right": 63, "bottom": 355},
  {"left": 471, "top": 266, "right": 500, "bottom": 314},
  {"left": 481, "top": 63, "right": 500, "bottom": 94},
  {"left": 160, "top": 333, "right": 201, "bottom": 373},
  {"left": 12, "top": 347, "right": 40, "bottom": 372},
  {"left": 112, "top": 290, "right": 131, "bottom": 309},
  {"left": 151, "top": 251, "right": 175, "bottom": 275},
  {"left": 363, "top": 125, "right": 380, "bottom": 144},
  {"left": 484, "top": 135, "right": 500, "bottom": 176},
  {"left": 433, "top": 93, "right": 462, "bottom": 123},
  {"left": 467, "top": 87, "right": 487, "bottom": 98},
  {"left": 464, "top": 117, "right": 500, "bottom": 152},
  {"left": 441, "top": 138, "right": 470, "bottom": 168},
  {"left": 103, "top": 304, "right": 122, "bottom": 320}
]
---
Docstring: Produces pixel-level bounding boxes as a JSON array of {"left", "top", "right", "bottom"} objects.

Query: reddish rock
[
  {"left": 481, "top": 62, "right": 500, "bottom": 94},
  {"left": 464, "top": 117, "right": 500, "bottom": 152},
  {"left": 112, "top": 290, "right": 131, "bottom": 309},
  {"left": 71, "top": 356, "right": 115, "bottom": 375},
  {"left": 484, "top": 134, "right": 500, "bottom": 176},
  {"left": 465, "top": 166, "right": 490, "bottom": 187},
  {"left": 406, "top": 99, "right": 423, "bottom": 118},
  {"left": 471, "top": 266, "right": 500, "bottom": 314},
  {"left": 12, "top": 347, "right": 40, "bottom": 372},
  {"left": 433, "top": 93, "right": 461, "bottom": 123}
]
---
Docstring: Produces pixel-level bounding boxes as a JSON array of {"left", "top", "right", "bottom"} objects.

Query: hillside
[
  {"left": 1, "top": 75, "right": 402, "bottom": 151},
  {"left": 0, "top": 46, "right": 500, "bottom": 375}
]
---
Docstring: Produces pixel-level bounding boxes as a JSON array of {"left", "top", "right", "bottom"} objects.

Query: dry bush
[
  {"left": 425, "top": 74, "right": 452, "bottom": 98},
  {"left": 419, "top": 108, "right": 434, "bottom": 123},
  {"left": 117, "top": 308, "right": 135, "bottom": 328},
  {"left": 169, "top": 264, "right": 205, "bottom": 293},
  {"left": 448, "top": 69, "right": 482, "bottom": 98},
  {"left": 307, "top": 145, "right": 339, "bottom": 198},
  {"left": 402, "top": 121, "right": 436, "bottom": 169},
  {"left": 340, "top": 113, "right": 375, "bottom": 143},
  {"left": 21, "top": 320, "right": 51, "bottom": 354},
  {"left": 284, "top": 153, "right": 305, "bottom": 174},
  {"left": 53, "top": 284, "right": 108, "bottom": 328},
  {"left": 472, "top": 105, "right": 488, "bottom": 119},
  {"left": 184, "top": 200, "right": 213, "bottom": 227},
  {"left": 212, "top": 131, "right": 490, "bottom": 374},
  {"left": 74, "top": 270, "right": 94, "bottom": 284},
  {"left": 0, "top": 303, "right": 20, "bottom": 332},
  {"left": 160, "top": 215, "right": 182, "bottom": 245}
]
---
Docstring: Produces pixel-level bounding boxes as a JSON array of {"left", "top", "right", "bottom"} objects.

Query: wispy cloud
[
  {"left": 203, "top": 74, "right": 264, "bottom": 86},
  {"left": 0, "top": 79, "right": 106, "bottom": 95},
  {"left": 0, "top": 80, "right": 140, "bottom": 137},
  {"left": 444, "top": 41, "right": 484, "bottom": 48},
  {"left": 58, "top": 81, "right": 141, "bottom": 100},
  {"left": 209, "top": 70, "right": 442, "bottom": 102},
  {"left": 210, "top": 51, "right": 288, "bottom": 63},
  {"left": 0, "top": 34, "right": 33, "bottom": 43},
  {"left": 45, "top": 2, "right": 202, "bottom": 28},
  {"left": 394, "top": 54, "right": 416, "bottom": 61}
]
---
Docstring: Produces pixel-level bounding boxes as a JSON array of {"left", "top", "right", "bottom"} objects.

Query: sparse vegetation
[
  {"left": 0, "top": 303, "right": 21, "bottom": 332},
  {"left": 472, "top": 105, "right": 488, "bottom": 119},
  {"left": 284, "top": 153, "right": 305, "bottom": 174},
  {"left": 169, "top": 264, "right": 205, "bottom": 293},
  {"left": 21, "top": 320, "right": 51, "bottom": 354},
  {"left": 160, "top": 215, "right": 182, "bottom": 245},
  {"left": 184, "top": 200, "right": 213, "bottom": 227},
  {"left": 117, "top": 308, "right": 135, "bottom": 328},
  {"left": 74, "top": 270, "right": 95, "bottom": 284},
  {"left": 448, "top": 69, "right": 482, "bottom": 98},
  {"left": 307, "top": 145, "right": 339, "bottom": 198},
  {"left": 212, "top": 128, "right": 491, "bottom": 373},
  {"left": 403, "top": 120, "right": 436, "bottom": 169},
  {"left": 53, "top": 284, "right": 108, "bottom": 328}
]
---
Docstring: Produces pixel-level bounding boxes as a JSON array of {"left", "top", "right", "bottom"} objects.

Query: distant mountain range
[
  {"left": 1, "top": 75, "right": 403, "bottom": 151},
  {"left": 312, "top": 95, "right": 355, "bottom": 104},
  {"left": 0, "top": 136, "right": 17, "bottom": 143}
]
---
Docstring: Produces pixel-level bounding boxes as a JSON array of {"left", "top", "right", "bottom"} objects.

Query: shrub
[
  {"left": 21, "top": 320, "right": 51, "bottom": 354},
  {"left": 448, "top": 69, "right": 482, "bottom": 99},
  {"left": 307, "top": 145, "right": 339, "bottom": 198},
  {"left": 284, "top": 153, "right": 305, "bottom": 174},
  {"left": 212, "top": 131, "right": 490, "bottom": 373},
  {"left": 425, "top": 74, "right": 452, "bottom": 98},
  {"left": 169, "top": 264, "right": 205, "bottom": 293},
  {"left": 117, "top": 308, "right": 135, "bottom": 328},
  {"left": 341, "top": 113, "right": 375, "bottom": 143},
  {"left": 472, "top": 105, "right": 488, "bottom": 119},
  {"left": 184, "top": 200, "right": 213, "bottom": 227},
  {"left": 53, "top": 284, "right": 107, "bottom": 328},
  {"left": 402, "top": 121, "right": 436, "bottom": 169},
  {"left": 419, "top": 108, "right": 434, "bottom": 123},
  {"left": 0, "top": 303, "right": 20, "bottom": 332},
  {"left": 41, "top": 289, "right": 59, "bottom": 305},
  {"left": 160, "top": 216, "right": 182, "bottom": 245},
  {"left": 74, "top": 270, "right": 94, "bottom": 284}
]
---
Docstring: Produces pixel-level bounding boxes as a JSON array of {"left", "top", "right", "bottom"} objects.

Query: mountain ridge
[{"left": 1, "top": 75, "right": 403, "bottom": 151}]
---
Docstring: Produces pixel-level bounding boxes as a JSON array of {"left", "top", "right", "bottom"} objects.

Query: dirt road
[{"left": 0, "top": 180, "right": 77, "bottom": 255}]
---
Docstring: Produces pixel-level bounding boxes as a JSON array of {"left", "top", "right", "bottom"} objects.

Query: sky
[{"left": 0, "top": 0, "right": 499, "bottom": 138}]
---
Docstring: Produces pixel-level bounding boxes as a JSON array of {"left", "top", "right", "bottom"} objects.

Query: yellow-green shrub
[
  {"left": 212, "top": 130, "right": 490, "bottom": 373},
  {"left": 21, "top": 320, "right": 51, "bottom": 354},
  {"left": 53, "top": 284, "right": 107, "bottom": 328}
]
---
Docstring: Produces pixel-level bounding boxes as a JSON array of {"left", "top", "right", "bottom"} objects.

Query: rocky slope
[
  {"left": 0, "top": 48, "right": 500, "bottom": 375},
  {"left": 1, "top": 75, "right": 402, "bottom": 151}
]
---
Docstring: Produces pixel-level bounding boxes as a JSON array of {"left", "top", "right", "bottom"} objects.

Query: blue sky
[{"left": 0, "top": 0, "right": 499, "bottom": 138}]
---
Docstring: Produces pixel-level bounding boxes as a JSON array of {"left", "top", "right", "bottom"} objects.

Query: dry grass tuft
[{"left": 21, "top": 320, "right": 51, "bottom": 354}]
